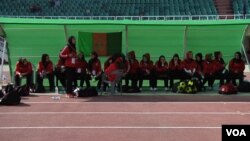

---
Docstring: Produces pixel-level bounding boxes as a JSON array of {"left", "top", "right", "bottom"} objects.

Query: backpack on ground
[
  {"left": 0, "top": 86, "right": 22, "bottom": 105},
  {"left": 0, "top": 90, "right": 4, "bottom": 98},
  {"left": 5, "top": 83, "right": 15, "bottom": 94},
  {"left": 219, "top": 83, "right": 237, "bottom": 95},
  {"left": 74, "top": 87, "right": 98, "bottom": 97},
  {"left": 18, "top": 85, "right": 30, "bottom": 96},
  {"left": 238, "top": 81, "right": 250, "bottom": 92}
]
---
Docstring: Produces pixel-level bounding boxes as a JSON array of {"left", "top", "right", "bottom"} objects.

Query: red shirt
[
  {"left": 15, "top": 62, "right": 32, "bottom": 75},
  {"left": 60, "top": 46, "right": 77, "bottom": 68},
  {"left": 139, "top": 60, "right": 154, "bottom": 72},
  {"left": 181, "top": 59, "right": 197, "bottom": 72},
  {"left": 56, "top": 59, "right": 64, "bottom": 68},
  {"left": 128, "top": 59, "right": 139, "bottom": 74},
  {"left": 213, "top": 59, "right": 225, "bottom": 72},
  {"left": 155, "top": 61, "right": 168, "bottom": 73},
  {"left": 229, "top": 59, "right": 245, "bottom": 73},
  {"left": 105, "top": 63, "right": 118, "bottom": 81},
  {"left": 202, "top": 61, "right": 215, "bottom": 74},
  {"left": 89, "top": 59, "right": 102, "bottom": 75},
  {"left": 76, "top": 59, "right": 88, "bottom": 73},
  {"left": 37, "top": 61, "right": 53, "bottom": 74},
  {"left": 169, "top": 59, "right": 182, "bottom": 71}
]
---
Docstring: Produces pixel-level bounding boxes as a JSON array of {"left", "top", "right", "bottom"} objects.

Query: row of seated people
[{"left": 14, "top": 36, "right": 245, "bottom": 97}]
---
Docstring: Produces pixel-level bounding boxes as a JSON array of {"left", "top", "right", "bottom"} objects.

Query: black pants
[
  {"left": 202, "top": 74, "right": 214, "bottom": 87},
  {"left": 65, "top": 67, "right": 76, "bottom": 94},
  {"left": 15, "top": 73, "right": 32, "bottom": 88},
  {"left": 75, "top": 72, "right": 91, "bottom": 88},
  {"left": 139, "top": 71, "right": 154, "bottom": 88},
  {"left": 214, "top": 70, "right": 228, "bottom": 86},
  {"left": 228, "top": 71, "right": 244, "bottom": 86},
  {"left": 55, "top": 69, "right": 66, "bottom": 88},
  {"left": 125, "top": 73, "right": 138, "bottom": 87},
  {"left": 169, "top": 70, "right": 184, "bottom": 88},
  {"left": 36, "top": 72, "right": 55, "bottom": 91}
]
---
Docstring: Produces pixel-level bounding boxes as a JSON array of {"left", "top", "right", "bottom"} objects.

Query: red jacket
[
  {"left": 213, "top": 58, "right": 225, "bottom": 72},
  {"left": 15, "top": 62, "right": 32, "bottom": 75},
  {"left": 139, "top": 60, "right": 154, "bottom": 72},
  {"left": 155, "top": 61, "right": 168, "bottom": 73},
  {"left": 202, "top": 61, "right": 215, "bottom": 74},
  {"left": 128, "top": 59, "right": 139, "bottom": 74},
  {"left": 60, "top": 45, "right": 77, "bottom": 68},
  {"left": 169, "top": 59, "right": 182, "bottom": 71},
  {"left": 76, "top": 59, "right": 88, "bottom": 73},
  {"left": 37, "top": 61, "right": 53, "bottom": 74},
  {"left": 89, "top": 59, "right": 102, "bottom": 75},
  {"left": 181, "top": 59, "right": 197, "bottom": 72},
  {"left": 56, "top": 59, "right": 64, "bottom": 68},
  {"left": 105, "top": 63, "right": 118, "bottom": 81},
  {"left": 229, "top": 59, "right": 245, "bottom": 73}
]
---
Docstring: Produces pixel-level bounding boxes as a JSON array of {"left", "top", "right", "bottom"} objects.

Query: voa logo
[{"left": 226, "top": 129, "right": 247, "bottom": 136}]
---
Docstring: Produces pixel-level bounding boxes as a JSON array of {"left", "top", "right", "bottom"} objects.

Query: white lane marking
[
  {"left": 0, "top": 126, "right": 221, "bottom": 129},
  {"left": 0, "top": 112, "right": 249, "bottom": 115}
]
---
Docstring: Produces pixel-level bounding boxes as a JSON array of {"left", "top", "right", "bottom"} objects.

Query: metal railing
[{"left": 0, "top": 14, "right": 249, "bottom": 21}]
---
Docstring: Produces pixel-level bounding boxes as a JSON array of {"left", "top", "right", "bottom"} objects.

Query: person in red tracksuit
[
  {"left": 154, "top": 55, "right": 169, "bottom": 91},
  {"left": 124, "top": 51, "right": 139, "bottom": 88},
  {"left": 105, "top": 57, "right": 123, "bottom": 82},
  {"left": 75, "top": 52, "right": 90, "bottom": 88},
  {"left": 139, "top": 53, "right": 154, "bottom": 91},
  {"left": 15, "top": 58, "right": 33, "bottom": 88},
  {"left": 54, "top": 57, "right": 66, "bottom": 88},
  {"left": 88, "top": 51, "right": 102, "bottom": 89},
  {"left": 195, "top": 53, "right": 204, "bottom": 78},
  {"left": 36, "top": 54, "right": 55, "bottom": 92},
  {"left": 228, "top": 52, "right": 245, "bottom": 86},
  {"left": 182, "top": 51, "right": 198, "bottom": 79},
  {"left": 213, "top": 51, "right": 228, "bottom": 86},
  {"left": 169, "top": 54, "right": 183, "bottom": 88},
  {"left": 202, "top": 54, "right": 215, "bottom": 89},
  {"left": 60, "top": 36, "right": 77, "bottom": 97}
]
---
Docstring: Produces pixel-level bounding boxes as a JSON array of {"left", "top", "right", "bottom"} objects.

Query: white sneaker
[
  {"left": 139, "top": 88, "right": 143, "bottom": 91},
  {"left": 165, "top": 87, "right": 169, "bottom": 91},
  {"left": 150, "top": 87, "right": 153, "bottom": 91},
  {"left": 153, "top": 88, "right": 157, "bottom": 91}
]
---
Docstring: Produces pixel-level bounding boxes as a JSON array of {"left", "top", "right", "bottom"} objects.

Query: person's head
[
  {"left": 186, "top": 51, "right": 193, "bottom": 60},
  {"left": 172, "top": 54, "right": 179, "bottom": 62},
  {"left": 78, "top": 52, "right": 85, "bottom": 61},
  {"left": 205, "top": 53, "right": 213, "bottom": 62},
  {"left": 195, "top": 53, "right": 203, "bottom": 61},
  {"left": 142, "top": 53, "right": 150, "bottom": 62},
  {"left": 128, "top": 51, "right": 136, "bottom": 60},
  {"left": 159, "top": 55, "right": 166, "bottom": 63},
  {"left": 19, "top": 57, "right": 28, "bottom": 65},
  {"left": 41, "top": 54, "right": 50, "bottom": 64},
  {"left": 234, "top": 52, "right": 242, "bottom": 60},
  {"left": 68, "top": 36, "right": 76, "bottom": 47},
  {"left": 214, "top": 51, "right": 222, "bottom": 59},
  {"left": 91, "top": 51, "right": 98, "bottom": 60}
]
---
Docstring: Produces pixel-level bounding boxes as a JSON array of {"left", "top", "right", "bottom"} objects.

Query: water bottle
[
  {"left": 55, "top": 86, "right": 59, "bottom": 94},
  {"left": 52, "top": 86, "right": 60, "bottom": 100}
]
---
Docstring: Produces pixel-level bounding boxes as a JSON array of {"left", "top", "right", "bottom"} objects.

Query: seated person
[
  {"left": 139, "top": 53, "right": 154, "bottom": 91},
  {"left": 182, "top": 51, "right": 199, "bottom": 79},
  {"left": 213, "top": 51, "right": 228, "bottom": 86},
  {"left": 15, "top": 58, "right": 33, "bottom": 88},
  {"left": 228, "top": 52, "right": 245, "bottom": 86},
  {"left": 54, "top": 57, "right": 66, "bottom": 88},
  {"left": 75, "top": 52, "right": 90, "bottom": 88},
  {"left": 195, "top": 53, "right": 204, "bottom": 78},
  {"left": 88, "top": 51, "right": 102, "bottom": 89},
  {"left": 154, "top": 55, "right": 169, "bottom": 91},
  {"left": 36, "top": 54, "right": 55, "bottom": 92},
  {"left": 169, "top": 54, "right": 183, "bottom": 88},
  {"left": 202, "top": 54, "right": 215, "bottom": 90},
  {"left": 124, "top": 51, "right": 139, "bottom": 88}
]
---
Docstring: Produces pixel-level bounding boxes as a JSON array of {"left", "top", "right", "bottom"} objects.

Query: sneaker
[
  {"left": 153, "top": 88, "right": 157, "bottom": 91},
  {"left": 165, "top": 87, "right": 169, "bottom": 91},
  {"left": 139, "top": 88, "right": 143, "bottom": 91},
  {"left": 150, "top": 87, "right": 153, "bottom": 91}
]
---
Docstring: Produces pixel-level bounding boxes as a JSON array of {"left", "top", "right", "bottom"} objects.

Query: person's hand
[
  {"left": 68, "top": 54, "right": 73, "bottom": 57},
  {"left": 146, "top": 69, "right": 150, "bottom": 74},
  {"left": 21, "top": 73, "right": 27, "bottom": 76}
]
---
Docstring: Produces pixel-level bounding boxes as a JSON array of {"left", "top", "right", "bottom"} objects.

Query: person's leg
[
  {"left": 65, "top": 68, "right": 75, "bottom": 94},
  {"left": 36, "top": 72, "right": 43, "bottom": 88},
  {"left": 139, "top": 72, "right": 144, "bottom": 89},
  {"left": 79, "top": 73, "right": 85, "bottom": 87},
  {"left": 15, "top": 75, "right": 21, "bottom": 86},
  {"left": 84, "top": 74, "right": 91, "bottom": 88},
  {"left": 125, "top": 74, "right": 129, "bottom": 87},
  {"left": 47, "top": 73, "right": 55, "bottom": 91}
]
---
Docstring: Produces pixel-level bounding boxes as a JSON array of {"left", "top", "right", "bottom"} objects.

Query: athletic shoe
[
  {"left": 139, "top": 88, "right": 143, "bottom": 91},
  {"left": 150, "top": 87, "right": 153, "bottom": 91},
  {"left": 165, "top": 87, "right": 169, "bottom": 91},
  {"left": 153, "top": 88, "right": 157, "bottom": 91}
]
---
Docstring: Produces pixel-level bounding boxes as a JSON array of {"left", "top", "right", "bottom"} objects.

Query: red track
[{"left": 0, "top": 95, "right": 250, "bottom": 141}]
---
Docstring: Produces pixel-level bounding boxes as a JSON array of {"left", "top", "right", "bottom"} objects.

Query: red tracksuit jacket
[
  {"left": 181, "top": 59, "right": 197, "bottom": 72},
  {"left": 213, "top": 59, "right": 225, "bottom": 72},
  {"left": 128, "top": 59, "right": 139, "bottom": 74},
  {"left": 105, "top": 63, "right": 118, "bottom": 81},
  {"left": 89, "top": 59, "right": 102, "bottom": 75},
  {"left": 202, "top": 61, "right": 215, "bottom": 75},
  {"left": 76, "top": 59, "right": 88, "bottom": 73},
  {"left": 60, "top": 46, "right": 77, "bottom": 68},
  {"left": 139, "top": 60, "right": 154, "bottom": 73},
  {"left": 37, "top": 61, "right": 54, "bottom": 74},
  {"left": 169, "top": 59, "right": 182, "bottom": 71},
  {"left": 229, "top": 59, "right": 245, "bottom": 74},
  {"left": 155, "top": 61, "right": 168, "bottom": 73},
  {"left": 15, "top": 62, "right": 33, "bottom": 75}
]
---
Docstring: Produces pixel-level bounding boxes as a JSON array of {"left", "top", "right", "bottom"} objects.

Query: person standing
[{"left": 60, "top": 36, "right": 77, "bottom": 98}]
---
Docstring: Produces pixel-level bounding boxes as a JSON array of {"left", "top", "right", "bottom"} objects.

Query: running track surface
[{"left": 0, "top": 94, "right": 250, "bottom": 141}]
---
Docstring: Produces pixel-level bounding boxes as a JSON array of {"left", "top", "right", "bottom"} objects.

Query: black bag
[
  {"left": 172, "top": 82, "right": 180, "bottom": 93},
  {"left": 19, "top": 85, "right": 30, "bottom": 96},
  {"left": 5, "top": 83, "right": 15, "bottom": 94},
  {"left": 122, "top": 85, "right": 141, "bottom": 93},
  {"left": 0, "top": 86, "right": 21, "bottom": 105},
  {"left": 0, "top": 90, "right": 4, "bottom": 98},
  {"left": 74, "top": 87, "right": 98, "bottom": 97},
  {"left": 238, "top": 81, "right": 250, "bottom": 92}
]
